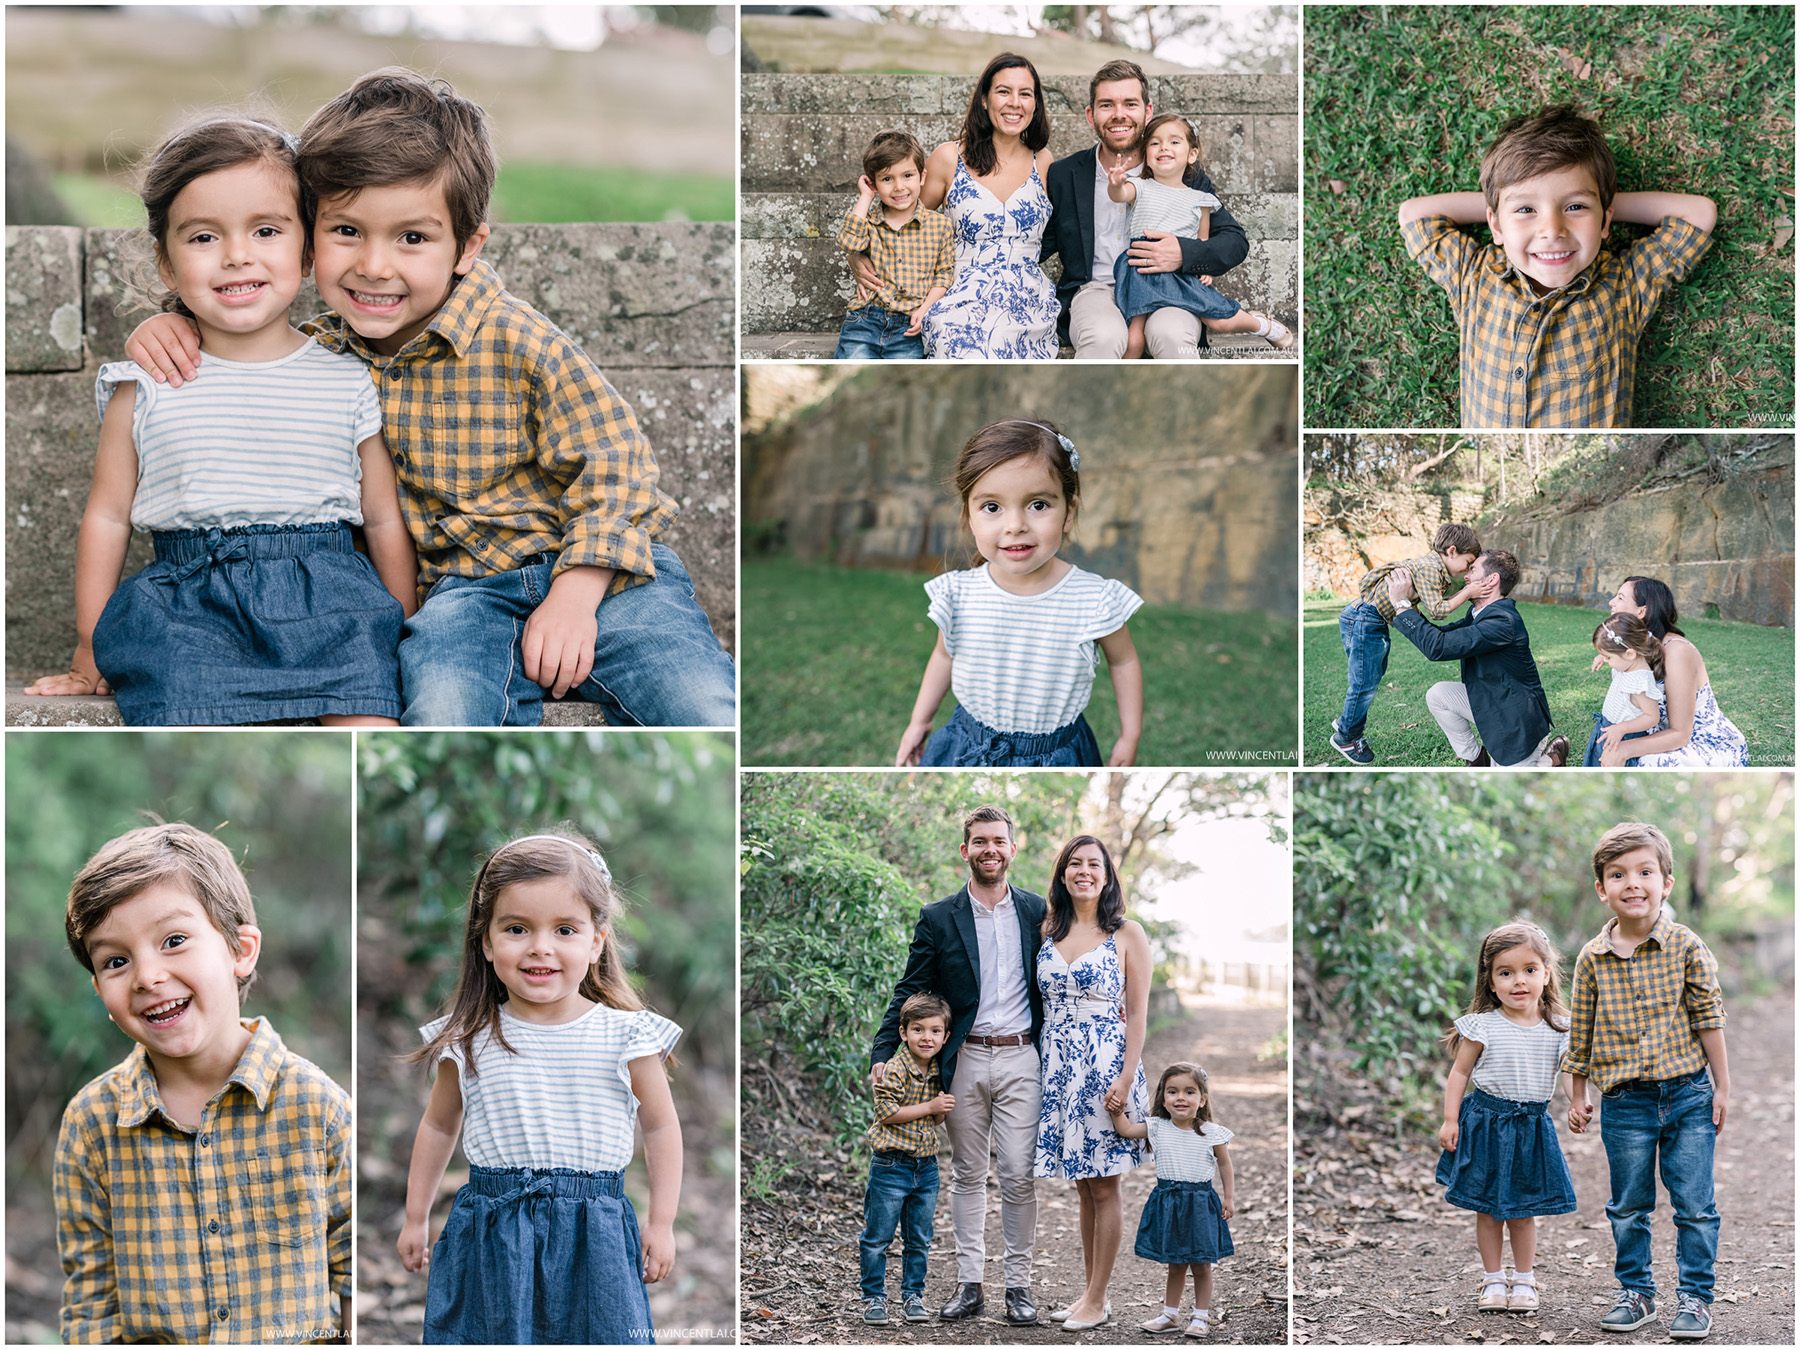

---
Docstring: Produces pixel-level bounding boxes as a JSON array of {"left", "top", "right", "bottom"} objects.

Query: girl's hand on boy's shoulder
[
  {"left": 642, "top": 1220, "right": 676, "bottom": 1283},
  {"left": 124, "top": 313, "right": 204, "bottom": 388}
]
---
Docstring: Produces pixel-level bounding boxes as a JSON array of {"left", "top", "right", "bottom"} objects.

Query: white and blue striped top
[
  {"left": 1127, "top": 176, "right": 1223, "bottom": 241},
  {"left": 1456, "top": 1010, "right": 1569, "bottom": 1103},
  {"left": 422, "top": 1002, "right": 682, "bottom": 1173},
  {"left": 926, "top": 564, "right": 1142, "bottom": 735},
  {"left": 1602, "top": 667, "right": 1664, "bottom": 723},
  {"left": 95, "top": 339, "right": 382, "bottom": 532},
  {"left": 1147, "top": 1117, "right": 1233, "bottom": 1183}
]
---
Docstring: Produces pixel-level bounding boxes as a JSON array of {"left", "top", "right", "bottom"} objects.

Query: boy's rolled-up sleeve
[
  {"left": 837, "top": 206, "right": 874, "bottom": 255},
  {"left": 1619, "top": 216, "right": 1713, "bottom": 332},
  {"left": 532, "top": 347, "right": 677, "bottom": 590},
  {"left": 54, "top": 1106, "right": 119, "bottom": 1345},
  {"left": 1560, "top": 947, "right": 1598, "bottom": 1078},
  {"left": 1683, "top": 936, "right": 1727, "bottom": 1033},
  {"left": 871, "top": 1063, "right": 905, "bottom": 1122},
  {"left": 325, "top": 1090, "right": 353, "bottom": 1299},
  {"left": 1402, "top": 213, "right": 1481, "bottom": 307},
  {"left": 928, "top": 219, "right": 956, "bottom": 293}
]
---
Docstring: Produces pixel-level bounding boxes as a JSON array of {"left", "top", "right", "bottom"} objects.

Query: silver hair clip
[
  {"left": 494, "top": 834, "right": 611, "bottom": 881},
  {"left": 1603, "top": 627, "right": 1628, "bottom": 648},
  {"left": 999, "top": 420, "right": 1079, "bottom": 472}
]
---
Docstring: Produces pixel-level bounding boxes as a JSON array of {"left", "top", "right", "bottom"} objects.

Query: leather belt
[{"left": 964, "top": 1033, "right": 1031, "bottom": 1047}]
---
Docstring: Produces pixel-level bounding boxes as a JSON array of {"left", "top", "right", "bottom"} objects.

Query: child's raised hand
[
  {"left": 858, "top": 174, "right": 877, "bottom": 199},
  {"left": 124, "top": 312, "right": 204, "bottom": 388},
  {"left": 642, "top": 1220, "right": 676, "bottom": 1283},
  {"left": 1106, "top": 162, "right": 1130, "bottom": 189},
  {"left": 1568, "top": 1098, "right": 1594, "bottom": 1134},
  {"left": 398, "top": 1217, "right": 431, "bottom": 1273},
  {"left": 1436, "top": 1119, "right": 1459, "bottom": 1151},
  {"left": 1591, "top": 652, "right": 1609, "bottom": 673}
]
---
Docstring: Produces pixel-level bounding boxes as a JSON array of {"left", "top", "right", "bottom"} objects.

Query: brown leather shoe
[
  {"left": 1546, "top": 735, "right": 1570, "bottom": 767},
  {"left": 1465, "top": 748, "right": 1492, "bottom": 768}
]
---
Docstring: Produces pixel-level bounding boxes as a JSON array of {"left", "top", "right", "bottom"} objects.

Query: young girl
[
  {"left": 894, "top": 419, "right": 1144, "bottom": 768},
  {"left": 1585, "top": 614, "right": 1665, "bottom": 767},
  {"left": 1436, "top": 922, "right": 1577, "bottom": 1314},
  {"left": 1109, "top": 1062, "right": 1235, "bottom": 1338},
  {"left": 400, "top": 830, "right": 683, "bottom": 1345},
  {"left": 1105, "top": 114, "right": 1294, "bottom": 357},
  {"left": 22, "top": 116, "right": 416, "bottom": 725}
]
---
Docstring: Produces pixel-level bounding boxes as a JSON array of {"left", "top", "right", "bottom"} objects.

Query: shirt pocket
[
  {"left": 425, "top": 383, "right": 523, "bottom": 491},
  {"left": 247, "top": 1142, "right": 326, "bottom": 1247}
]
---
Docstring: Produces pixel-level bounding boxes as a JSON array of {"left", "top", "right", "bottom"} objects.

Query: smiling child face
[
  {"left": 483, "top": 876, "right": 604, "bottom": 1024},
  {"left": 1489, "top": 942, "right": 1550, "bottom": 1019},
  {"left": 311, "top": 176, "right": 489, "bottom": 355},
  {"left": 156, "top": 158, "right": 307, "bottom": 354},
  {"left": 1595, "top": 844, "right": 1675, "bottom": 928},
  {"left": 966, "top": 453, "right": 1074, "bottom": 591},
  {"left": 85, "top": 884, "right": 260, "bottom": 1072},
  {"left": 1486, "top": 163, "right": 1613, "bottom": 296}
]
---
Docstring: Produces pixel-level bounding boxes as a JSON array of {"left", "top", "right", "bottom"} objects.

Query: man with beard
[
  {"left": 869, "top": 805, "right": 1046, "bottom": 1325},
  {"left": 1041, "top": 59, "right": 1249, "bottom": 358}
]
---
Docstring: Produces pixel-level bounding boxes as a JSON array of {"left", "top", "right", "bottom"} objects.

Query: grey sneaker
[
  {"left": 1600, "top": 1288, "right": 1656, "bottom": 1332},
  {"left": 902, "top": 1294, "right": 930, "bottom": 1323},
  {"left": 1330, "top": 728, "right": 1375, "bottom": 764},
  {"left": 864, "top": 1297, "right": 889, "bottom": 1325},
  {"left": 1670, "top": 1293, "right": 1712, "bottom": 1340}
]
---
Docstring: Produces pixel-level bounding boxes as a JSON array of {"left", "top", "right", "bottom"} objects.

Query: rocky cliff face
[{"left": 746, "top": 364, "right": 1297, "bottom": 615}]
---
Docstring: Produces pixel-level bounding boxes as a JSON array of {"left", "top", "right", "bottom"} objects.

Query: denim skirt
[
  {"left": 1135, "top": 1178, "right": 1234, "bottom": 1264},
  {"left": 424, "top": 1166, "right": 654, "bottom": 1345},
  {"left": 1584, "top": 711, "right": 1651, "bottom": 767},
  {"left": 93, "top": 522, "right": 403, "bottom": 725},
  {"left": 1112, "top": 244, "right": 1241, "bottom": 323},
  {"left": 1435, "top": 1088, "right": 1577, "bottom": 1220},
  {"left": 920, "top": 704, "right": 1102, "bottom": 767}
]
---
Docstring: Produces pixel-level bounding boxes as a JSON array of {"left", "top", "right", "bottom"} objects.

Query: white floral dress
[
  {"left": 1632, "top": 635, "right": 1751, "bottom": 767},
  {"left": 922, "top": 156, "right": 1060, "bottom": 360},
  {"left": 1034, "top": 934, "right": 1148, "bottom": 1179}
]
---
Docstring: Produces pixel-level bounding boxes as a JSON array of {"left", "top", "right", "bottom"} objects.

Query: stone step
[
  {"left": 739, "top": 331, "right": 1297, "bottom": 361},
  {"left": 4, "top": 682, "right": 611, "bottom": 727}
]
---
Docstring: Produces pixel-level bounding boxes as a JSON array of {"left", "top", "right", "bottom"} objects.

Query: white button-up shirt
[
  {"left": 970, "top": 887, "right": 1032, "bottom": 1037},
  {"left": 1092, "top": 158, "right": 1144, "bottom": 279}
]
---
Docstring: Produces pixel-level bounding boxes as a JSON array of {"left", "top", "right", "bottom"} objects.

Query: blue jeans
[
  {"left": 835, "top": 304, "right": 926, "bottom": 359},
  {"left": 860, "top": 1151, "right": 938, "bottom": 1299},
  {"left": 1337, "top": 601, "right": 1390, "bottom": 740},
  {"left": 1600, "top": 1069, "right": 1719, "bottom": 1301},
  {"left": 399, "top": 543, "right": 736, "bottom": 727},
  {"left": 1584, "top": 711, "right": 1651, "bottom": 767}
]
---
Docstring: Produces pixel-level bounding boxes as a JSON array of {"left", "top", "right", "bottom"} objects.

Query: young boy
[
  {"left": 835, "top": 130, "right": 955, "bottom": 359},
  {"left": 1398, "top": 103, "right": 1716, "bottom": 429},
  {"left": 55, "top": 823, "right": 351, "bottom": 1344},
  {"left": 127, "top": 69, "right": 736, "bottom": 728},
  {"left": 1565, "top": 823, "right": 1729, "bottom": 1341},
  {"left": 1331, "top": 522, "right": 1484, "bottom": 764},
  {"left": 861, "top": 991, "right": 954, "bottom": 1326}
]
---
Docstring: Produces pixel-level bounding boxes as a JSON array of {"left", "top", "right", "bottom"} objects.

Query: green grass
[
  {"left": 492, "top": 161, "right": 734, "bottom": 223},
  {"left": 1302, "top": 597, "right": 1795, "bottom": 766},
  {"left": 46, "top": 162, "right": 735, "bottom": 229},
  {"left": 744, "top": 555, "right": 1299, "bottom": 767},
  {"left": 1304, "top": 5, "right": 1795, "bottom": 428}
]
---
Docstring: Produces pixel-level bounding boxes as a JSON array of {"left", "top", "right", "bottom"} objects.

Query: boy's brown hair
[
  {"left": 961, "top": 804, "right": 1015, "bottom": 845},
  {"left": 1432, "top": 522, "right": 1481, "bottom": 558},
  {"left": 66, "top": 823, "right": 259, "bottom": 999},
  {"left": 1477, "top": 548, "right": 1522, "bottom": 596},
  {"left": 898, "top": 991, "right": 951, "bottom": 1033},
  {"left": 1592, "top": 822, "right": 1675, "bottom": 885},
  {"left": 1479, "top": 103, "right": 1618, "bottom": 212},
  {"left": 298, "top": 67, "right": 495, "bottom": 250},
  {"left": 863, "top": 130, "right": 927, "bottom": 182}
]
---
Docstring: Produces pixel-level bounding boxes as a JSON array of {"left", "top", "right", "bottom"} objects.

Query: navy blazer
[
  {"left": 1040, "top": 145, "right": 1249, "bottom": 347},
  {"left": 1393, "top": 599, "right": 1554, "bottom": 765},
  {"left": 870, "top": 882, "right": 1047, "bottom": 1090}
]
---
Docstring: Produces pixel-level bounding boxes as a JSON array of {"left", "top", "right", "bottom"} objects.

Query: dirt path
[
  {"left": 1295, "top": 995, "right": 1795, "bottom": 1345},
  {"left": 743, "top": 998, "right": 1289, "bottom": 1345}
]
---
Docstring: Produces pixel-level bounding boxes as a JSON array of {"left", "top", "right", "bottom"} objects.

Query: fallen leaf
[
  {"left": 1329, "top": 179, "right": 1347, "bottom": 194},
  {"left": 1771, "top": 217, "right": 1793, "bottom": 253}
]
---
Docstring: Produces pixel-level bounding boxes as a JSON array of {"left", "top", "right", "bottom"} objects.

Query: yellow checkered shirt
[
  {"left": 306, "top": 259, "right": 676, "bottom": 601},
  {"left": 867, "top": 1050, "right": 947, "bottom": 1156},
  {"left": 54, "top": 1017, "right": 351, "bottom": 1344},
  {"left": 1402, "top": 213, "right": 1712, "bottom": 429},
  {"left": 1358, "top": 552, "right": 1463, "bottom": 623},
  {"left": 1561, "top": 909, "right": 1726, "bottom": 1092},
  {"left": 837, "top": 203, "right": 956, "bottom": 315}
]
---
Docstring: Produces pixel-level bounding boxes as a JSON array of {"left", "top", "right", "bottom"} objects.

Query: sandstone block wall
[
  {"left": 745, "top": 364, "right": 1298, "bottom": 617},
  {"left": 4, "top": 222, "right": 737, "bottom": 681},
  {"left": 742, "top": 73, "right": 1298, "bottom": 334}
]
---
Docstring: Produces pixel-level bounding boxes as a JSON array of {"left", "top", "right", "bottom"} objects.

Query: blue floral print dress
[
  {"left": 1034, "top": 934, "right": 1148, "bottom": 1179},
  {"left": 922, "top": 156, "right": 1059, "bottom": 360},
  {"left": 1631, "top": 637, "right": 1751, "bottom": 767}
]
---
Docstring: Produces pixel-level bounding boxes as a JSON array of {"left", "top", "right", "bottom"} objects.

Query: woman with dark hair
[
  {"left": 914, "top": 53, "right": 1060, "bottom": 359},
  {"left": 1033, "top": 835, "right": 1151, "bottom": 1330},
  {"left": 1591, "top": 576, "right": 1749, "bottom": 766}
]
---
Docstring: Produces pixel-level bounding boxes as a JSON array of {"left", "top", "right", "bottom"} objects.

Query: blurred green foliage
[
  {"left": 5, "top": 731, "right": 353, "bottom": 1191},
  {"left": 742, "top": 771, "right": 1281, "bottom": 1149},
  {"left": 492, "top": 162, "right": 735, "bottom": 224},
  {"left": 1296, "top": 772, "right": 1794, "bottom": 1097},
  {"left": 357, "top": 731, "right": 734, "bottom": 1064}
]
